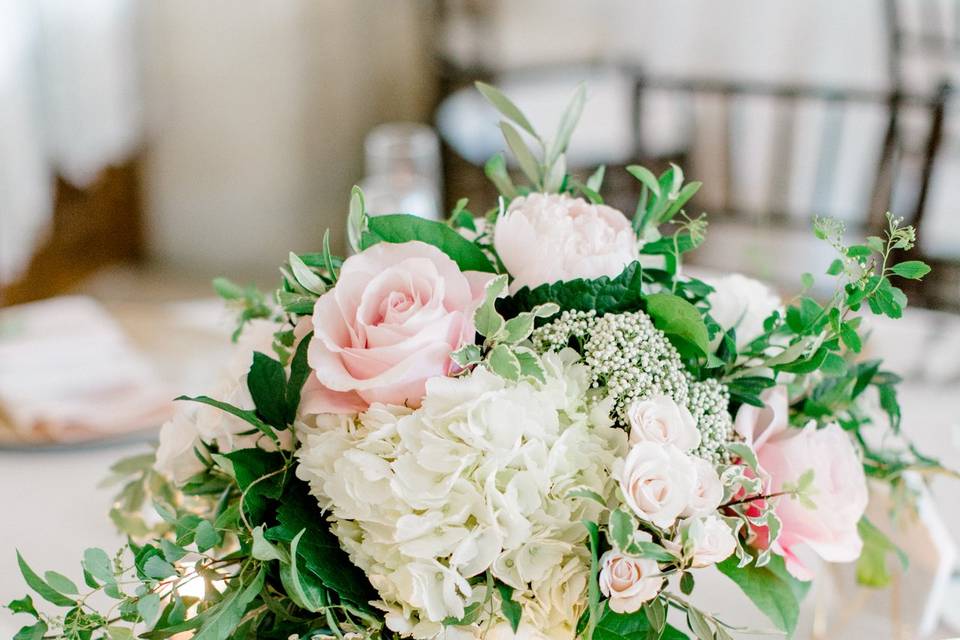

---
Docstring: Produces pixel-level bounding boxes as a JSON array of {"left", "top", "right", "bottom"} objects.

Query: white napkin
[{"left": 0, "top": 296, "right": 173, "bottom": 443}]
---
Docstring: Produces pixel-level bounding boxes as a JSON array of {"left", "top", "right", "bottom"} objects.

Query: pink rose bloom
[
  {"left": 302, "top": 241, "right": 491, "bottom": 414},
  {"left": 494, "top": 193, "right": 638, "bottom": 293},
  {"left": 735, "top": 386, "right": 868, "bottom": 580}
]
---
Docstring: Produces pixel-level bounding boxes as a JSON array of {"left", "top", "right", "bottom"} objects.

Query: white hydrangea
[
  {"left": 155, "top": 319, "right": 291, "bottom": 483},
  {"left": 295, "top": 350, "right": 627, "bottom": 639},
  {"left": 705, "top": 273, "right": 782, "bottom": 350}
]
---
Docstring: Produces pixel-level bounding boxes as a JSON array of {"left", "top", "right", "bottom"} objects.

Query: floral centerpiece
[{"left": 6, "top": 83, "right": 954, "bottom": 640}]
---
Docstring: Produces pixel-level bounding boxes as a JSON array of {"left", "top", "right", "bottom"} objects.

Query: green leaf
[
  {"left": 43, "top": 571, "right": 78, "bottom": 595},
  {"left": 840, "top": 323, "right": 862, "bottom": 353},
  {"left": 285, "top": 332, "right": 313, "bottom": 423},
  {"left": 496, "top": 582, "right": 522, "bottom": 633},
  {"left": 546, "top": 83, "right": 586, "bottom": 166},
  {"left": 191, "top": 567, "right": 265, "bottom": 640},
  {"left": 451, "top": 344, "right": 483, "bottom": 368},
  {"left": 106, "top": 626, "right": 135, "bottom": 640},
  {"left": 716, "top": 554, "right": 809, "bottom": 636},
  {"left": 211, "top": 277, "right": 245, "bottom": 301},
  {"left": 685, "top": 607, "right": 712, "bottom": 639},
  {"left": 514, "top": 347, "right": 546, "bottom": 383},
  {"left": 629, "top": 541, "right": 678, "bottom": 563},
  {"left": 644, "top": 292, "right": 710, "bottom": 357},
  {"left": 16, "top": 551, "right": 76, "bottom": 607},
  {"left": 856, "top": 518, "right": 908, "bottom": 587},
  {"left": 485, "top": 153, "right": 518, "bottom": 198},
  {"left": 543, "top": 152, "right": 567, "bottom": 193},
  {"left": 7, "top": 595, "right": 38, "bottom": 618},
  {"left": 225, "top": 449, "right": 287, "bottom": 524},
  {"left": 288, "top": 252, "right": 325, "bottom": 295},
  {"left": 502, "top": 303, "right": 560, "bottom": 343},
  {"left": 659, "top": 181, "right": 702, "bottom": 224},
  {"left": 626, "top": 165, "right": 662, "bottom": 198},
  {"left": 643, "top": 599, "right": 666, "bottom": 634},
  {"left": 586, "top": 165, "right": 606, "bottom": 193},
  {"left": 488, "top": 344, "right": 521, "bottom": 381},
  {"left": 680, "top": 571, "right": 696, "bottom": 596},
  {"left": 138, "top": 593, "right": 162, "bottom": 628},
  {"left": 847, "top": 245, "right": 872, "bottom": 259},
  {"left": 890, "top": 260, "right": 931, "bottom": 280},
  {"left": 194, "top": 520, "right": 220, "bottom": 552},
  {"left": 594, "top": 607, "right": 688, "bottom": 640},
  {"left": 82, "top": 548, "right": 114, "bottom": 584},
  {"left": 500, "top": 121, "right": 542, "bottom": 187},
  {"left": 13, "top": 621, "right": 47, "bottom": 640},
  {"left": 279, "top": 529, "right": 325, "bottom": 612},
  {"left": 475, "top": 82, "right": 539, "bottom": 140},
  {"left": 361, "top": 214, "right": 496, "bottom": 273},
  {"left": 476, "top": 275, "right": 508, "bottom": 339},
  {"left": 160, "top": 539, "right": 187, "bottom": 563},
  {"left": 864, "top": 235, "right": 885, "bottom": 253},
  {"left": 176, "top": 395, "right": 274, "bottom": 443},
  {"left": 609, "top": 509, "right": 635, "bottom": 551},
  {"left": 499, "top": 262, "right": 644, "bottom": 318},
  {"left": 826, "top": 259, "right": 844, "bottom": 276},
  {"left": 267, "top": 480, "right": 376, "bottom": 607},
  {"left": 252, "top": 525, "right": 287, "bottom": 563},
  {"left": 143, "top": 556, "right": 176, "bottom": 580},
  {"left": 247, "top": 352, "right": 288, "bottom": 429}
]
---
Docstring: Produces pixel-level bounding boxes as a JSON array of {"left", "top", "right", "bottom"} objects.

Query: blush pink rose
[
  {"left": 494, "top": 193, "right": 638, "bottom": 293},
  {"left": 301, "top": 241, "right": 491, "bottom": 414},
  {"left": 735, "top": 386, "right": 868, "bottom": 580}
]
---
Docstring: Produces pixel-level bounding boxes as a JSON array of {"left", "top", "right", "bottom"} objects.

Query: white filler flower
[
  {"left": 706, "top": 273, "right": 782, "bottom": 350},
  {"left": 296, "top": 350, "right": 626, "bottom": 639}
]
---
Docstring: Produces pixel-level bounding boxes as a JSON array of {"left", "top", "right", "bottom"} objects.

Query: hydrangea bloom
[{"left": 296, "top": 350, "right": 626, "bottom": 639}]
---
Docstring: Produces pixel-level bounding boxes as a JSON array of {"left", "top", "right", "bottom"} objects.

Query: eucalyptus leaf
[
  {"left": 16, "top": 552, "right": 76, "bottom": 607},
  {"left": 475, "top": 82, "right": 539, "bottom": 140},
  {"left": 546, "top": 83, "right": 586, "bottom": 166},
  {"left": 485, "top": 153, "right": 518, "bottom": 198},
  {"left": 500, "top": 121, "right": 542, "bottom": 187}
]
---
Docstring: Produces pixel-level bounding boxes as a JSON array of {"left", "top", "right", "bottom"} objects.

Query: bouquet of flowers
[{"left": 7, "top": 83, "right": 954, "bottom": 640}]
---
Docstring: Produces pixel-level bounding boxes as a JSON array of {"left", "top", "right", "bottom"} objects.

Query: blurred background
[{"left": 1, "top": 1, "right": 959, "bottom": 638}]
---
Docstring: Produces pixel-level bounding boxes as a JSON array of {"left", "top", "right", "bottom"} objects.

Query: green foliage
[
  {"left": 593, "top": 606, "right": 688, "bottom": 640},
  {"left": 476, "top": 81, "right": 584, "bottom": 195},
  {"left": 499, "top": 262, "right": 645, "bottom": 319},
  {"left": 716, "top": 554, "right": 810, "bottom": 637},
  {"left": 361, "top": 213, "right": 496, "bottom": 273},
  {"left": 856, "top": 518, "right": 908, "bottom": 587},
  {"left": 212, "top": 278, "right": 273, "bottom": 341},
  {"left": 495, "top": 583, "right": 522, "bottom": 633},
  {"left": 644, "top": 292, "right": 710, "bottom": 358}
]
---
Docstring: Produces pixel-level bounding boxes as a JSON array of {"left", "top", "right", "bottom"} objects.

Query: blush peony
[
  {"left": 303, "top": 241, "right": 491, "bottom": 414},
  {"left": 735, "top": 386, "right": 868, "bottom": 579},
  {"left": 493, "top": 193, "right": 638, "bottom": 293}
]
